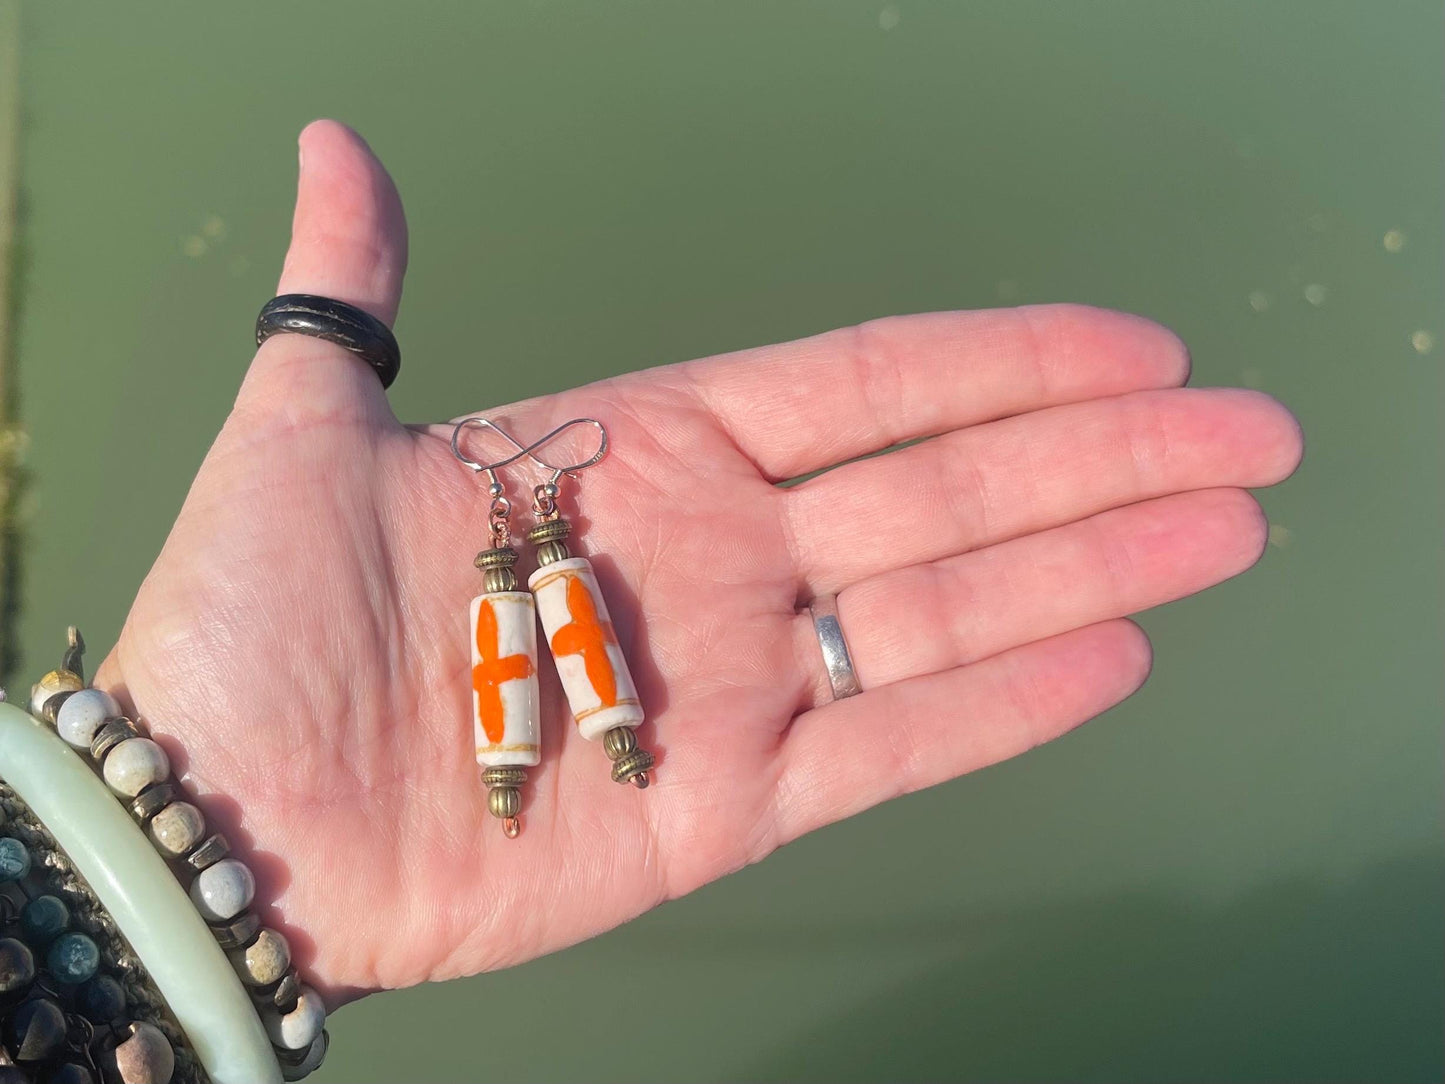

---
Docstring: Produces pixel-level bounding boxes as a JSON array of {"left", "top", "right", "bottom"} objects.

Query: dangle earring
[
  {"left": 521, "top": 420, "right": 657, "bottom": 788},
  {"left": 450, "top": 419, "right": 543, "bottom": 838}
]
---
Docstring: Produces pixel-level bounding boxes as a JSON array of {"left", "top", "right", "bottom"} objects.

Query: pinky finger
[{"left": 771, "top": 619, "right": 1153, "bottom": 844}]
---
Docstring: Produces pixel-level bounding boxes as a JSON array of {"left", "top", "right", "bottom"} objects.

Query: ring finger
[{"left": 793, "top": 486, "right": 1267, "bottom": 710}]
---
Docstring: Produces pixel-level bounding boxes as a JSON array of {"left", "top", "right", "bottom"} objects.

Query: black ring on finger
[{"left": 255, "top": 293, "right": 401, "bottom": 389}]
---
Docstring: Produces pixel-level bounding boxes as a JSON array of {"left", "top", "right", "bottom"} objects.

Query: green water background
[{"left": 4, "top": 2, "right": 1441, "bottom": 1080}]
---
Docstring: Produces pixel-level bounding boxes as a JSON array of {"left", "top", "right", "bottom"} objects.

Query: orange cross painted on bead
[
  {"left": 472, "top": 599, "right": 535, "bottom": 744},
  {"left": 551, "top": 575, "right": 619, "bottom": 709}
]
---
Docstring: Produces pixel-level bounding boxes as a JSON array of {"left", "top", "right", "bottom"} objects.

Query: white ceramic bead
[
  {"left": 55, "top": 688, "right": 119, "bottom": 749},
  {"left": 529, "top": 557, "right": 644, "bottom": 741},
  {"left": 102, "top": 738, "right": 170, "bottom": 798},
  {"left": 469, "top": 592, "right": 541, "bottom": 767},
  {"left": 264, "top": 984, "right": 325, "bottom": 1050},
  {"left": 29, "top": 670, "right": 83, "bottom": 718},
  {"left": 189, "top": 858, "right": 255, "bottom": 922}
]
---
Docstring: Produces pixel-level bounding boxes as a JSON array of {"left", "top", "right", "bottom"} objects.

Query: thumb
[{"left": 237, "top": 119, "right": 409, "bottom": 422}]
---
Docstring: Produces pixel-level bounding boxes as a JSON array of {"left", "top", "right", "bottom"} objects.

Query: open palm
[{"left": 92, "top": 122, "right": 1301, "bottom": 1004}]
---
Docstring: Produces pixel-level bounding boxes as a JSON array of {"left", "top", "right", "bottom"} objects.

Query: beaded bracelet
[
  {"left": 0, "top": 782, "right": 202, "bottom": 1083},
  {"left": 4, "top": 628, "right": 328, "bottom": 1082}
]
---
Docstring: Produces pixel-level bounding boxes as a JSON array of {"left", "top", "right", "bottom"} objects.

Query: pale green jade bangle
[{"left": 0, "top": 702, "right": 283, "bottom": 1084}]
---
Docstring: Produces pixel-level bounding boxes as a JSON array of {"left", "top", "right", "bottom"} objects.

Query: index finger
[{"left": 679, "top": 303, "right": 1190, "bottom": 480}]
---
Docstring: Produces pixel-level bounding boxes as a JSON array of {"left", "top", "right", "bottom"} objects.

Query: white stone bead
[
  {"left": 188, "top": 858, "right": 254, "bottom": 922},
  {"left": 528, "top": 557, "right": 644, "bottom": 741},
  {"left": 469, "top": 592, "right": 541, "bottom": 767},
  {"left": 280, "top": 1032, "right": 327, "bottom": 1081},
  {"left": 265, "top": 984, "right": 325, "bottom": 1050},
  {"left": 29, "top": 670, "right": 83, "bottom": 717},
  {"left": 149, "top": 801, "right": 206, "bottom": 857},
  {"left": 102, "top": 738, "right": 170, "bottom": 797},
  {"left": 55, "top": 688, "right": 119, "bottom": 749}
]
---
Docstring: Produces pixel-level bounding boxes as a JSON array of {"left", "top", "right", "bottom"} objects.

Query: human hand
[{"left": 93, "top": 120, "right": 1302, "bottom": 1003}]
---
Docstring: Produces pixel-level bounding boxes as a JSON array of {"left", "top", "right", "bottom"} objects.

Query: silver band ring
[{"left": 808, "top": 594, "right": 862, "bottom": 700}]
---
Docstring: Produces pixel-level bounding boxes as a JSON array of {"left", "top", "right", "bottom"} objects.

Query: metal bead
[
  {"left": 534, "top": 540, "right": 570, "bottom": 566},
  {"left": 525, "top": 518, "right": 571, "bottom": 546},
  {"left": 609, "top": 748, "right": 656, "bottom": 787},
  {"left": 482, "top": 567, "right": 518, "bottom": 593},
  {"left": 602, "top": 726, "right": 637, "bottom": 760},
  {"left": 89, "top": 718, "right": 141, "bottom": 762},
  {"left": 210, "top": 911, "right": 261, "bottom": 950},
  {"left": 480, "top": 766, "right": 526, "bottom": 789},
  {"left": 474, "top": 546, "right": 519, "bottom": 569},
  {"left": 129, "top": 782, "right": 177, "bottom": 823},
  {"left": 487, "top": 481, "right": 504, "bottom": 499},
  {"left": 263, "top": 971, "right": 302, "bottom": 1013},
  {"left": 40, "top": 689, "right": 76, "bottom": 725},
  {"left": 487, "top": 786, "right": 521, "bottom": 819},
  {"left": 476, "top": 546, "right": 520, "bottom": 592},
  {"left": 186, "top": 833, "right": 230, "bottom": 872},
  {"left": 30, "top": 668, "right": 83, "bottom": 718}
]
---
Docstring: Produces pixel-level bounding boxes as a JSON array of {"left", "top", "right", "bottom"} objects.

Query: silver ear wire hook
[{"left": 449, "top": 417, "right": 609, "bottom": 484}]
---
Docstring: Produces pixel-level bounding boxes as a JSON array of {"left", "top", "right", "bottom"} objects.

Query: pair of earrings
[{"left": 450, "top": 417, "right": 654, "bottom": 838}]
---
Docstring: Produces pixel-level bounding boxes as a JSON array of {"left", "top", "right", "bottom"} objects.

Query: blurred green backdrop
[{"left": 2, "top": 1, "right": 1440, "bottom": 1081}]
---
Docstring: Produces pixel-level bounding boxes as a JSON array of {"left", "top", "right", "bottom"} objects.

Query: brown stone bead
[
  {"left": 103, "top": 1021, "right": 175, "bottom": 1084},
  {"left": 229, "top": 928, "right": 291, "bottom": 987}
]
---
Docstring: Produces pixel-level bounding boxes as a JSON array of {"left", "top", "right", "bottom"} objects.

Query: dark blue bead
[
  {"left": 6, "top": 996, "right": 65, "bottom": 1061},
  {"left": 0, "top": 937, "right": 34, "bottom": 994},
  {"left": 0, "top": 836, "right": 30, "bottom": 882},
  {"left": 50, "top": 1063, "right": 95, "bottom": 1084},
  {"left": 45, "top": 931, "right": 99, "bottom": 984},
  {"left": 19, "top": 894, "right": 69, "bottom": 946},
  {"left": 77, "top": 973, "right": 127, "bottom": 1023}
]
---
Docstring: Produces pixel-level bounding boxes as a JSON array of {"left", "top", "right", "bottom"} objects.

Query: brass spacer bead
[
  {"left": 525, "top": 518, "right": 572, "bottom": 546},
  {"left": 602, "top": 726, "right": 638, "bottom": 760},
  {"left": 475, "top": 546, "right": 519, "bottom": 570},
  {"left": 40, "top": 690, "right": 76, "bottom": 724},
  {"left": 261, "top": 970, "right": 302, "bottom": 1013},
  {"left": 609, "top": 748, "right": 655, "bottom": 787},
  {"left": 211, "top": 911, "right": 261, "bottom": 950},
  {"left": 481, "top": 766, "right": 527, "bottom": 789},
  {"left": 187, "top": 833, "right": 231, "bottom": 872},
  {"left": 130, "top": 782, "right": 178, "bottom": 824},
  {"left": 482, "top": 567, "right": 519, "bottom": 593},
  {"left": 90, "top": 718, "right": 141, "bottom": 761},
  {"left": 534, "top": 540, "right": 571, "bottom": 566},
  {"left": 487, "top": 785, "right": 522, "bottom": 820}
]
